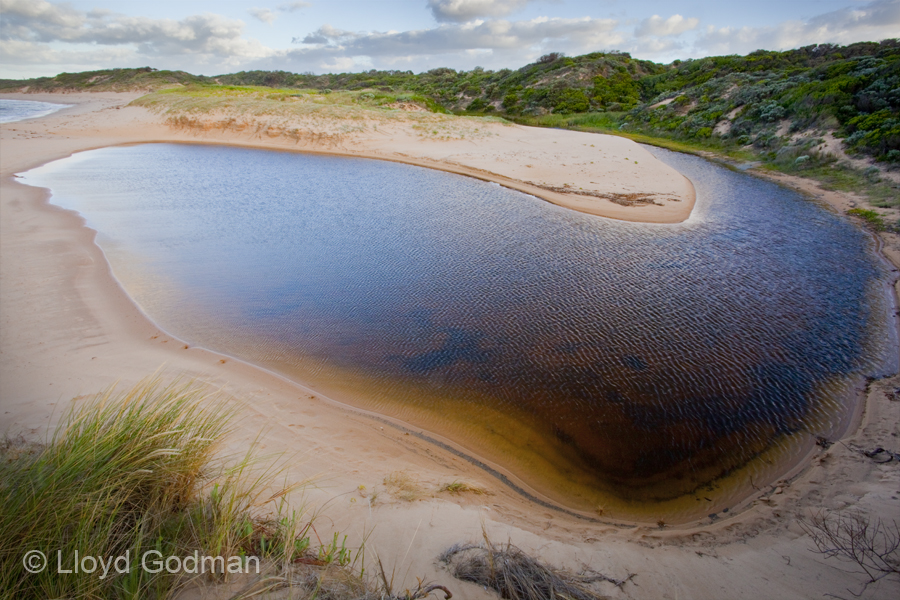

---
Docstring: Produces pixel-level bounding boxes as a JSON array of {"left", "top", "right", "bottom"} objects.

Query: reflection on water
[{"left": 23, "top": 143, "right": 894, "bottom": 515}]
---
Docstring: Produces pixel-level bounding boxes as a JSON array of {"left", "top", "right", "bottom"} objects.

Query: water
[
  {"left": 22, "top": 143, "right": 895, "bottom": 517},
  {"left": 0, "top": 99, "right": 71, "bottom": 123}
]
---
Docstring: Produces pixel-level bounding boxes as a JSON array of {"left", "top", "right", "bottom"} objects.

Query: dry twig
[{"left": 800, "top": 510, "right": 900, "bottom": 595}]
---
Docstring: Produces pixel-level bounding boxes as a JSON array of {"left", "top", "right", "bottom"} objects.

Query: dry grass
[
  {"left": 130, "top": 85, "right": 507, "bottom": 141},
  {"left": 438, "top": 481, "right": 488, "bottom": 496},
  {"left": 382, "top": 472, "right": 426, "bottom": 502},
  {"left": 439, "top": 534, "right": 634, "bottom": 600}
]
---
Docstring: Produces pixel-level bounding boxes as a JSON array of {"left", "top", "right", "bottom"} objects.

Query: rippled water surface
[{"left": 24, "top": 143, "right": 894, "bottom": 515}]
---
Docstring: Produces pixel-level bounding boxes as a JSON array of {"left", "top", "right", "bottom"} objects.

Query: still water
[
  {"left": 0, "top": 99, "right": 71, "bottom": 123},
  {"left": 23, "top": 143, "right": 894, "bottom": 517}
]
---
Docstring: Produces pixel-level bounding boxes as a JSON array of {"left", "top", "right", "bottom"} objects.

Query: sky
[{"left": 1, "top": 0, "right": 898, "bottom": 79}]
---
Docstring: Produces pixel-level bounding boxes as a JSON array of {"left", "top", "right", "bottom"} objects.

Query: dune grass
[
  {"left": 0, "top": 379, "right": 298, "bottom": 598},
  {"left": 0, "top": 379, "right": 449, "bottom": 600},
  {"left": 847, "top": 208, "right": 894, "bottom": 232},
  {"left": 130, "top": 84, "right": 508, "bottom": 141},
  {"left": 382, "top": 471, "right": 426, "bottom": 502}
]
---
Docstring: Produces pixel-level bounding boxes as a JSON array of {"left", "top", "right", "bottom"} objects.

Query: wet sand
[{"left": 2, "top": 92, "right": 898, "bottom": 599}]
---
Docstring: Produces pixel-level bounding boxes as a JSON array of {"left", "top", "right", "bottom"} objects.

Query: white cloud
[
  {"left": 249, "top": 8, "right": 277, "bottom": 24},
  {"left": 635, "top": 14, "right": 699, "bottom": 38},
  {"left": 0, "top": 37, "right": 131, "bottom": 65},
  {"left": 0, "top": 0, "right": 275, "bottom": 63},
  {"left": 249, "top": 2, "right": 311, "bottom": 24},
  {"left": 695, "top": 0, "right": 900, "bottom": 56},
  {"left": 297, "top": 16, "right": 619, "bottom": 56},
  {"left": 279, "top": 1, "right": 312, "bottom": 12},
  {"left": 427, "top": 0, "right": 534, "bottom": 23}
]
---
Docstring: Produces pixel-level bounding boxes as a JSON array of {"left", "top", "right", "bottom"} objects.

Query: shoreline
[{"left": 3, "top": 92, "right": 899, "bottom": 599}]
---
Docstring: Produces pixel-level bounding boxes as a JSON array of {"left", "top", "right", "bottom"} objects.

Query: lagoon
[{"left": 22, "top": 142, "right": 894, "bottom": 516}]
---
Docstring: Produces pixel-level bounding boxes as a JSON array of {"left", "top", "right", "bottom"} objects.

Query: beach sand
[{"left": 1, "top": 92, "right": 898, "bottom": 599}]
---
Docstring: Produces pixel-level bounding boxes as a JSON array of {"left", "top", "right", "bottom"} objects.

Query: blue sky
[{"left": 1, "top": 0, "right": 898, "bottom": 79}]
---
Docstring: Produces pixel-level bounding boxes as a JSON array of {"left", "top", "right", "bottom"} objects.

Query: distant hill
[
  {"left": 0, "top": 67, "right": 210, "bottom": 92},
  {"left": 216, "top": 50, "right": 668, "bottom": 114}
]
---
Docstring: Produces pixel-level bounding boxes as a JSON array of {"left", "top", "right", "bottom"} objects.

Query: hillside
[
  {"left": 215, "top": 41, "right": 898, "bottom": 173},
  {"left": 0, "top": 67, "right": 210, "bottom": 92}
]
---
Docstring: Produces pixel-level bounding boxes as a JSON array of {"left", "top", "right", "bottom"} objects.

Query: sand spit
[{"left": 1, "top": 92, "right": 898, "bottom": 599}]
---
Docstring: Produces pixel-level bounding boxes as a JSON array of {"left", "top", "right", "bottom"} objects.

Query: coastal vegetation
[
  {"left": 439, "top": 537, "right": 629, "bottom": 600},
  {"left": 0, "top": 379, "right": 444, "bottom": 600},
  {"left": 129, "top": 85, "right": 505, "bottom": 142}
]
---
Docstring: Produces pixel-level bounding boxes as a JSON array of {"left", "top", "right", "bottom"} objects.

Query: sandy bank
[{"left": 2, "top": 92, "right": 898, "bottom": 599}]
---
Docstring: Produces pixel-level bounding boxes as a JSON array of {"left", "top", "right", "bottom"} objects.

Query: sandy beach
[{"left": 2, "top": 92, "right": 898, "bottom": 599}]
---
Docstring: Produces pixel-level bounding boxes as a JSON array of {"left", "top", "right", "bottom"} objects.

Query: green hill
[{"left": 0, "top": 67, "right": 211, "bottom": 92}]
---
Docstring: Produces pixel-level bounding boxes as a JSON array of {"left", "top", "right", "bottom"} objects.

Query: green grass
[
  {"left": 0, "top": 379, "right": 389, "bottom": 600},
  {"left": 847, "top": 208, "right": 892, "bottom": 231}
]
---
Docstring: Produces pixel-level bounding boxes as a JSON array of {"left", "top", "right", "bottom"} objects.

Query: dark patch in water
[{"left": 402, "top": 328, "right": 492, "bottom": 373}]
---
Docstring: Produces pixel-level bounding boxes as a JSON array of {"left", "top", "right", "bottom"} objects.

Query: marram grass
[
  {"left": 0, "top": 379, "right": 312, "bottom": 599},
  {"left": 0, "top": 379, "right": 453, "bottom": 600}
]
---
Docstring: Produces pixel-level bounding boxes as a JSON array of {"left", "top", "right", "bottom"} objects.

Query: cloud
[
  {"left": 3, "top": 0, "right": 897, "bottom": 79},
  {"left": 0, "top": 37, "right": 132, "bottom": 65},
  {"left": 695, "top": 0, "right": 900, "bottom": 56},
  {"left": 635, "top": 14, "right": 699, "bottom": 38},
  {"left": 279, "top": 1, "right": 312, "bottom": 11},
  {"left": 249, "top": 8, "right": 277, "bottom": 24},
  {"left": 250, "top": 2, "right": 311, "bottom": 24},
  {"left": 296, "top": 16, "right": 619, "bottom": 56},
  {"left": 0, "top": 0, "right": 275, "bottom": 68},
  {"left": 427, "top": 0, "right": 534, "bottom": 23}
]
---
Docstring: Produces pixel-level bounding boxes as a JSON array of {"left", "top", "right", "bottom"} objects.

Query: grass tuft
[
  {"left": 0, "top": 378, "right": 237, "bottom": 598},
  {"left": 383, "top": 471, "right": 426, "bottom": 502},
  {"left": 438, "top": 481, "right": 488, "bottom": 496}
]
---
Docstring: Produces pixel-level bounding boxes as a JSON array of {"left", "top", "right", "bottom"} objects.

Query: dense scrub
[{"left": 625, "top": 40, "right": 900, "bottom": 164}]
